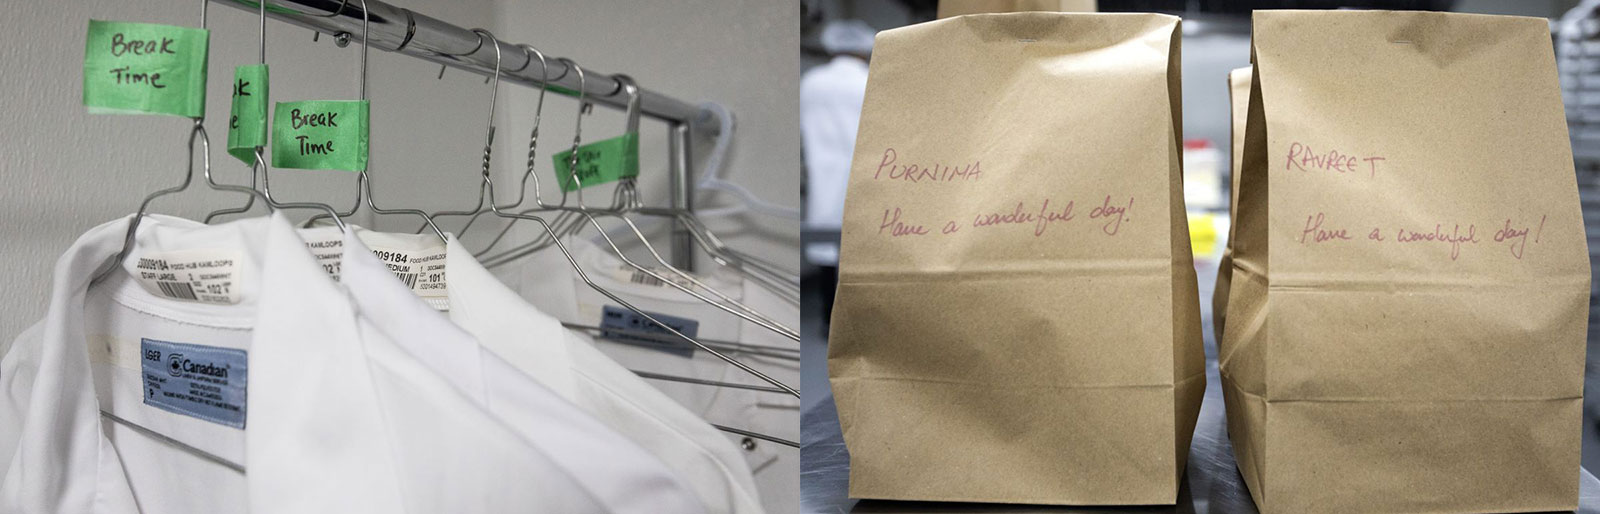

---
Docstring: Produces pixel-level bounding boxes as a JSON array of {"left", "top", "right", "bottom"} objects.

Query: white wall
[{"left": 0, "top": 1, "right": 800, "bottom": 335}]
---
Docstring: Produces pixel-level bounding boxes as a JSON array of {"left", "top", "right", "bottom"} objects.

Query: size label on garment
[
  {"left": 227, "top": 64, "right": 269, "bottom": 163},
  {"left": 300, "top": 230, "right": 345, "bottom": 280},
  {"left": 599, "top": 305, "right": 699, "bottom": 357},
  {"left": 272, "top": 100, "right": 368, "bottom": 171},
  {"left": 366, "top": 242, "right": 449, "bottom": 302},
  {"left": 141, "top": 338, "right": 247, "bottom": 429},
  {"left": 83, "top": 20, "right": 208, "bottom": 117},
  {"left": 130, "top": 249, "right": 242, "bottom": 305},
  {"left": 552, "top": 132, "right": 639, "bottom": 191},
  {"left": 298, "top": 230, "right": 449, "bottom": 308}
]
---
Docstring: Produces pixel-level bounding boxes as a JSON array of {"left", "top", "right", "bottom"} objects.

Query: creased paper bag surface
[
  {"left": 1212, "top": 66, "right": 1251, "bottom": 345},
  {"left": 937, "top": 0, "right": 1097, "bottom": 18},
  {"left": 828, "top": 12, "right": 1203, "bottom": 505},
  {"left": 1221, "top": 10, "right": 1588, "bottom": 513}
]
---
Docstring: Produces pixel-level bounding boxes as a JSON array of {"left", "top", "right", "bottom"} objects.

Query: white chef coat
[
  {"left": 0, "top": 213, "right": 609, "bottom": 513},
  {"left": 324, "top": 228, "right": 707, "bottom": 514},
  {"left": 801, "top": 55, "right": 869, "bottom": 232},
  {"left": 493, "top": 236, "right": 800, "bottom": 514},
  {"left": 442, "top": 235, "right": 766, "bottom": 514}
]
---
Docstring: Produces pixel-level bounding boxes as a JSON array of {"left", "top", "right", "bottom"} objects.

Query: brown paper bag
[
  {"left": 1212, "top": 66, "right": 1251, "bottom": 344},
  {"left": 1222, "top": 10, "right": 1588, "bottom": 513},
  {"left": 937, "top": 0, "right": 1097, "bottom": 18},
  {"left": 828, "top": 12, "right": 1204, "bottom": 505}
]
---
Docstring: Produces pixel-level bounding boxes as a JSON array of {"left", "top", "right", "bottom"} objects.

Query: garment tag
[
  {"left": 599, "top": 305, "right": 699, "bottom": 357},
  {"left": 140, "top": 338, "right": 247, "bottom": 429},
  {"left": 227, "top": 64, "right": 269, "bottom": 163},
  {"left": 130, "top": 249, "right": 242, "bottom": 305},
  {"left": 552, "top": 132, "right": 639, "bottom": 191},
  {"left": 366, "top": 242, "right": 449, "bottom": 306},
  {"left": 299, "top": 231, "right": 449, "bottom": 309},
  {"left": 612, "top": 262, "right": 698, "bottom": 290},
  {"left": 300, "top": 230, "right": 344, "bottom": 280},
  {"left": 271, "top": 100, "right": 369, "bottom": 171},
  {"left": 83, "top": 20, "right": 209, "bottom": 117}
]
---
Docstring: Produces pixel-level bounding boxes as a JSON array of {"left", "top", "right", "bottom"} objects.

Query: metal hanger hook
[
  {"left": 613, "top": 73, "right": 641, "bottom": 135},
  {"left": 559, "top": 57, "right": 587, "bottom": 151},
  {"left": 610, "top": 74, "right": 642, "bottom": 211},
  {"left": 518, "top": 44, "right": 550, "bottom": 175},
  {"left": 357, "top": 0, "right": 370, "bottom": 101},
  {"left": 472, "top": 28, "right": 501, "bottom": 180},
  {"left": 556, "top": 57, "right": 586, "bottom": 207},
  {"left": 517, "top": 43, "right": 552, "bottom": 209}
]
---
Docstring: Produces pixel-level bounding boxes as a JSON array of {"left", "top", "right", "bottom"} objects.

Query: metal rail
[
  {"left": 211, "top": 0, "right": 709, "bottom": 269},
  {"left": 212, "top": 0, "right": 716, "bottom": 127}
]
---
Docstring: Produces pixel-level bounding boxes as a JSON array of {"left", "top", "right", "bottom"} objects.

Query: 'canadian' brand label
[{"left": 140, "top": 338, "right": 247, "bottom": 429}]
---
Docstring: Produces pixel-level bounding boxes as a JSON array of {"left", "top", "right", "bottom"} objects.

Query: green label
[
  {"left": 227, "top": 64, "right": 269, "bottom": 163},
  {"left": 271, "top": 100, "right": 368, "bottom": 171},
  {"left": 83, "top": 20, "right": 209, "bottom": 117},
  {"left": 552, "top": 132, "right": 639, "bottom": 191}
]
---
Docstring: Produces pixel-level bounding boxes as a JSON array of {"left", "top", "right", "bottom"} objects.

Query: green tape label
[
  {"left": 271, "top": 100, "right": 368, "bottom": 171},
  {"left": 552, "top": 132, "right": 640, "bottom": 192},
  {"left": 227, "top": 64, "right": 269, "bottom": 163},
  {"left": 83, "top": 20, "right": 209, "bottom": 117}
]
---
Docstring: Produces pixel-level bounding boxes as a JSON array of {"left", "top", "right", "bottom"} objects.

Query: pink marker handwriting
[
  {"left": 1285, "top": 142, "right": 1385, "bottom": 178},
  {"left": 1299, "top": 212, "right": 1352, "bottom": 244},
  {"left": 1492, "top": 215, "right": 1547, "bottom": 260},
  {"left": 1089, "top": 196, "right": 1133, "bottom": 235},
  {"left": 1395, "top": 223, "right": 1478, "bottom": 261},
  {"left": 872, "top": 196, "right": 1129, "bottom": 240},
  {"left": 970, "top": 198, "right": 1077, "bottom": 237},
  {"left": 872, "top": 148, "right": 983, "bottom": 184},
  {"left": 878, "top": 207, "right": 928, "bottom": 237},
  {"left": 1294, "top": 212, "right": 1550, "bottom": 261}
]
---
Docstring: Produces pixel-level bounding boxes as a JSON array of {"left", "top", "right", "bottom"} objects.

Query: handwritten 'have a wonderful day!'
[
  {"left": 868, "top": 148, "right": 1134, "bottom": 239},
  {"left": 1285, "top": 141, "right": 1547, "bottom": 261}
]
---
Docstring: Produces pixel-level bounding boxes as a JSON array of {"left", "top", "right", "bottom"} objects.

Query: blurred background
[{"left": 799, "top": 0, "right": 1600, "bottom": 510}]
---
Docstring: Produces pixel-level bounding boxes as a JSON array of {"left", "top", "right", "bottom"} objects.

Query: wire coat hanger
[
  {"left": 424, "top": 43, "right": 550, "bottom": 240},
  {"left": 204, "top": 0, "right": 366, "bottom": 230},
  {"left": 423, "top": 44, "right": 802, "bottom": 453},
  {"left": 91, "top": 0, "right": 345, "bottom": 287},
  {"left": 423, "top": 28, "right": 503, "bottom": 227},
  {"left": 202, "top": 0, "right": 276, "bottom": 224},
  {"left": 464, "top": 60, "right": 798, "bottom": 398},
  {"left": 301, "top": 0, "right": 447, "bottom": 241},
  {"left": 561, "top": 76, "right": 796, "bottom": 339},
  {"left": 465, "top": 73, "right": 799, "bottom": 340}
]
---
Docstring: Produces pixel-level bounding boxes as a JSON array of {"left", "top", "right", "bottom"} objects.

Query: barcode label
[
  {"left": 616, "top": 264, "right": 697, "bottom": 290},
  {"left": 630, "top": 270, "right": 665, "bottom": 287},
  {"left": 364, "top": 241, "right": 448, "bottom": 307},
  {"left": 131, "top": 249, "right": 241, "bottom": 305},
  {"left": 156, "top": 281, "right": 197, "bottom": 300}
]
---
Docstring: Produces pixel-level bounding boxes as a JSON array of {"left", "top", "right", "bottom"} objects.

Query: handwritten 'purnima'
[{"left": 872, "top": 148, "right": 982, "bottom": 183}]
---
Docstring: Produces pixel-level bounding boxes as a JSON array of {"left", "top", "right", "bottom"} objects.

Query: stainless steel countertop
[{"left": 801, "top": 360, "right": 1600, "bottom": 513}]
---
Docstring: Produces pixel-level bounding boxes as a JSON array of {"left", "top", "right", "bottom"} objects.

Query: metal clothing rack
[{"left": 211, "top": 0, "right": 707, "bottom": 269}]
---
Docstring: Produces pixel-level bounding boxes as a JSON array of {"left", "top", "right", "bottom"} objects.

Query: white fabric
[
  {"left": 0, "top": 214, "right": 609, "bottom": 513},
  {"left": 801, "top": 55, "right": 869, "bottom": 233},
  {"left": 443, "top": 236, "right": 765, "bottom": 514},
  {"left": 819, "top": 20, "right": 875, "bottom": 55},
  {"left": 493, "top": 237, "right": 800, "bottom": 514},
  {"left": 331, "top": 228, "right": 706, "bottom": 514}
]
